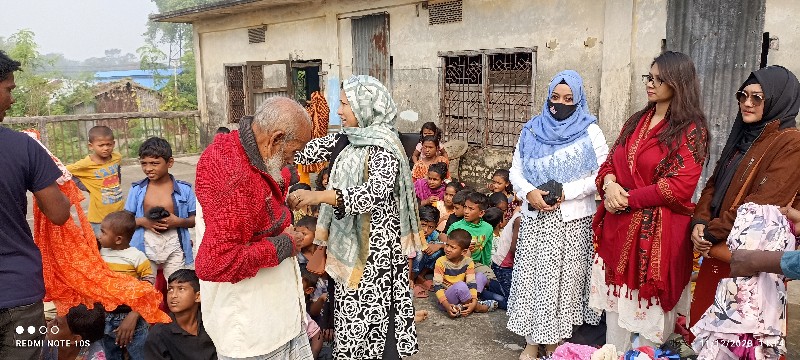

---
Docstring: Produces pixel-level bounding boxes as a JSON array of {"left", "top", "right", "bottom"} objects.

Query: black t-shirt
[
  {"left": 443, "top": 213, "right": 463, "bottom": 234},
  {"left": 145, "top": 311, "right": 218, "bottom": 360},
  {"left": 0, "top": 128, "right": 62, "bottom": 309}
]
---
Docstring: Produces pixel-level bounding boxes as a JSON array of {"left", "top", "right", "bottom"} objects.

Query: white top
[
  {"left": 195, "top": 200, "right": 307, "bottom": 358},
  {"left": 492, "top": 211, "right": 522, "bottom": 266},
  {"left": 509, "top": 123, "right": 608, "bottom": 222}
]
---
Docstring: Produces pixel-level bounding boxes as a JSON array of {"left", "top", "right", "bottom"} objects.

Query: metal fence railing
[{"left": 2, "top": 111, "right": 202, "bottom": 164}]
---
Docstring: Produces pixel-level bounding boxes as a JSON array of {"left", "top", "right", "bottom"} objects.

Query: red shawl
[{"left": 592, "top": 109, "right": 706, "bottom": 311}]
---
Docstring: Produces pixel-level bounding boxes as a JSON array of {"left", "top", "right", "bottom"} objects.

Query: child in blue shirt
[
  {"left": 412, "top": 205, "right": 444, "bottom": 296},
  {"left": 125, "top": 137, "right": 196, "bottom": 281}
]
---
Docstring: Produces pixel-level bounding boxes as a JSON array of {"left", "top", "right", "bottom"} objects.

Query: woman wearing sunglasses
[
  {"left": 689, "top": 65, "right": 800, "bottom": 327},
  {"left": 590, "top": 51, "right": 709, "bottom": 351}
]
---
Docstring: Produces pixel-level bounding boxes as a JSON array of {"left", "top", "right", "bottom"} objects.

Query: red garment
[
  {"left": 689, "top": 257, "right": 729, "bottom": 328},
  {"left": 593, "top": 109, "right": 707, "bottom": 311},
  {"left": 194, "top": 131, "right": 295, "bottom": 283}
]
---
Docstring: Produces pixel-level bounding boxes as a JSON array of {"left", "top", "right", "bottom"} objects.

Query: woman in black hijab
[{"left": 690, "top": 65, "right": 800, "bottom": 326}]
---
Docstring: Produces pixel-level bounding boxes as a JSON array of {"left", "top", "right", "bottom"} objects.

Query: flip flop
[{"left": 413, "top": 284, "right": 428, "bottom": 298}]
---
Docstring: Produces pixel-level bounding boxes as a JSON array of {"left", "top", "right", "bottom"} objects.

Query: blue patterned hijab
[{"left": 519, "top": 70, "right": 598, "bottom": 186}]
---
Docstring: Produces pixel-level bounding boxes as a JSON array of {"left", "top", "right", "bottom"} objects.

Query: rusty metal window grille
[
  {"left": 226, "top": 65, "right": 246, "bottom": 123},
  {"left": 428, "top": 0, "right": 463, "bottom": 25},
  {"left": 248, "top": 26, "right": 266, "bottom": 44},
  {"left": 439, "top": 49, "right": 536, "bottom": 148}
]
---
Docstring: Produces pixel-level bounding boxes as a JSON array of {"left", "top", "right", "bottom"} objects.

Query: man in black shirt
[
  {"left": 145, "top": 269, "right": 217, "bottom": 360},
  {"left": 0, "top": 50, "right": 71, "bottom": 359}
]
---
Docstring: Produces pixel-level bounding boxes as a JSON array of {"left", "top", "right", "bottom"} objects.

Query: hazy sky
[{"left": 0, "top": 0, "right": 161, "bottom": 60}]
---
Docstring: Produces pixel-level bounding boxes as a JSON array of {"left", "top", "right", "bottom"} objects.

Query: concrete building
[{"left": 152, "top": 0, "right": 800, "bottom": 187}]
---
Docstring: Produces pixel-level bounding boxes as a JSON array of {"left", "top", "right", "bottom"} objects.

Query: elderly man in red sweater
[{"left": 194, "top": 96, "right": 313, "bottom": 360}]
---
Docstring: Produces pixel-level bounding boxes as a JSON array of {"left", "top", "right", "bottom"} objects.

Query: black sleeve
[
  {"left": 443, "top": 214, "right": 458, "bottom": 234},
  {"left": 319, "top": 278, "right": 335, "bottom": 330}
]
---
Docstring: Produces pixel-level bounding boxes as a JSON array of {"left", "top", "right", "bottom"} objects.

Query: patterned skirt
[{"left": 507, "top": 210, "right": 600, "bottom": 344}]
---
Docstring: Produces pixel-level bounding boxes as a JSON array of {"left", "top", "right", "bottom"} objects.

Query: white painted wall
[
  {"left": 192, "top": 0, "right": 665, "bottom": 139},
  {"left": 765, "top": 0, "right": 800, "bottom": 76}
]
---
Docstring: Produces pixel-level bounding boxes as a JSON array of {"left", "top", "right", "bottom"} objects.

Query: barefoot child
[
  {"left": 433, "top": 229, "right": 497, "bottom": 318},
  {"left": 412, "top": 205, "right": 443, "bottom": 297}
]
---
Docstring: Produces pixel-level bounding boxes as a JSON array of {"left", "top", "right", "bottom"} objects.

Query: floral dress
[{"left": 295, "top": 134, "right": 418, "bottom": 359}]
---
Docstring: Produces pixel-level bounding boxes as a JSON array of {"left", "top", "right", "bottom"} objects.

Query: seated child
[
  {"left": 216, "top": 127, "right": 231, "bottom": 135},
  {"left": 414, "top": 162, "right": 448, "bottom": 207},
  {"left": 489, "top": 191, "right": 510, "bottom": 214},
  {"left": 145, "top": 269, "right": 217, "bottom": 360},
  {"left": 481, "top": 207, "right": 509, "bottom": 309},
  {"left": 98, "top": 211, "right": 155, "bottom": 360},
  {"left": 66, "top": 125, "right": 124, "bottom": 239},
  {"left": 301, "top": 268, "right": 325, "bottom": 359},
  {"left": 125, "top": 137, "right": 196, "bottom": 281},
  {"left": 436, "top": 181, "right": 464, "bottom": 228},
  {"left": 439, "top": 189, "right": 471, "bottom": 243},
  {"left": 43, "top": 303, "right": 107, "bottom": 360},
  {"left": 487, "top": 169, "right": 520, "bottom": 221},
  {"left": 411, "top": 136, "right": 449, "bottom": 182},
  {"left": 412, "top": 122, "right": 448, "bottom": 163},
  {"left": 492, "top": 209, "right": 522, "bottom": 299},
  {"left": 412, "top": 205, "right": 443, "bottom": 297},
  {"left": 433, "top": 229, "right": 498, "bottom": 318},
  {"left": 447, "top": 192, "right": 507, "bottom": 308},
  {"left": 290, "top": 183, "right": 314, "bottom": 222}
]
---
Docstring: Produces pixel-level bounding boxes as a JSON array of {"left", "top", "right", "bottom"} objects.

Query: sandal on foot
[
  {"left": 413, "top": 284, "right": 428, "bottom": 298},
  {"left": 478, "top": 299, "right": 499, "bottom": 312}
]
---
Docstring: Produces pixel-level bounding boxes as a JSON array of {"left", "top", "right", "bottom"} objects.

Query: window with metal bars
[
  {"left": 439, "top": 49, "right": 536, "bottom": 149},
  {"left": 225, "top": 65, "right": 246, "bottom": 123}
]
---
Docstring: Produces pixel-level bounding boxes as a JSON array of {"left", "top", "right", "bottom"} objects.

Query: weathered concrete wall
[
  {"left": 457, "top": 146, "right": 513, "bottom": 191},
  {"left": 765, "top": 0, "right": 800, "bottom": 75}
]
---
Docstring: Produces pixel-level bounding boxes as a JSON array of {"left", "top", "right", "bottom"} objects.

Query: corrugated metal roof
[
  {"left": 149, "top": 0, "right": 312, "bottom": 23},
  {"left": 666, "top": 0, "right": 766, "bottom": 195}
]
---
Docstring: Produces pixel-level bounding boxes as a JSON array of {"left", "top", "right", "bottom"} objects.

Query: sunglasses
[
  {"left": 641, "top": 74, "right": 663, "bottom": 88},
  {"left": 735, "top": 91, "right": 764, "bottom": 106}
]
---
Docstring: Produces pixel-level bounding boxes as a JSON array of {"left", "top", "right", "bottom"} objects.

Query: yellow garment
[
  {"left": 100, "top": 247, "right": 154, "bottom": 283},
  {"left": 66, "top": 152, "right": 124, "bottom": 223}
]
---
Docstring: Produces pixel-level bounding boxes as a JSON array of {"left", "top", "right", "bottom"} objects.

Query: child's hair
[
  {"left": 289, "top": 182, "right": 312, "bottom": 193},
  {"left": 452, "top": 190, "right": 472, "bottom": 206},
  {"left": 316, "top": 167, "right": 330, "bottom": 191},
  {"left": 310, "top": 204, "right": 320, "bottom": 215},
  {"left": 419, "top": 122, "right": 442, "bottom": 142},
  {"left": 418, "top": 205, "right": 440, "bottom": 223},
  {"left": 448, "top": 229, "right": 472, "bottom": 250},
  {"left": 492, "top": 169, "right": 513, "bottom": 194},
  {"left": 483, "top": 207, "right": 504, "bottom": 229},
  {"left": 488, "top": 192, "right": 509, "bottom": 208},
  {"left": 138, "top": 137, "right": 172, "bottom": 162},
  {"left": 427, "top": 162, "right": 448, "bottom": 180},
  {"left": 168, "top": 269, "right": 200, "bottom": 292},
  {"left": 103, "top": 211, "right": 136, "bottom": 242},
  {"left": 88, "top": 126, "right": 114, "bottom": 142},
  {"left": 446, "top": 180, "right": 465, "bottom": 193},
  {"left": 420, "top": 135, "right": 440, "bottom": 149},
  {"left": 216, "top": 126, "right": 231, "bottom": 134},
  {"left": 296, "top": 215, "right": 317, "bottom": 231},
  {"left": 300, "top": 266, "right": 320, "bottom": 288},
  {"left": 465, "top": 192, "right": 489, "bottom": 211},
  {"left": 66, "top": 303, "right": 106, "bottom": 342}
]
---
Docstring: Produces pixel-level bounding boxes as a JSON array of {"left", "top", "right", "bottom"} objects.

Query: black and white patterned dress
[
  {"left": 506, "top": 209, "right": 600, "bottom": 345},
  {"left": 295, "top": 134, "right": 418, "bottom": 359}
]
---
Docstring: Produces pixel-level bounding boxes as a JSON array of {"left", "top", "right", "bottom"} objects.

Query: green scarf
[{"left": 317, "top": 75, "right": 424, "bottom": 289}]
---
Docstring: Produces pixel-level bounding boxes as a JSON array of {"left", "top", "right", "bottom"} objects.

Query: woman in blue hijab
[{"left": 507, "top": 70, "right": 608, "bottom": 359}]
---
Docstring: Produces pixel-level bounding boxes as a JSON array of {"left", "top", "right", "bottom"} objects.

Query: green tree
[
  {"left": 4, "top": 29, "right": 63, "bottom": 116},
  {"left": 140, "top": 0, "right": 211, "bottom": 110}
]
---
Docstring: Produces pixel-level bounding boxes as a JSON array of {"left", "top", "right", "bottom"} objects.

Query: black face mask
[{"left": 547, "top": 100, "right": 577, "bottom": 121}]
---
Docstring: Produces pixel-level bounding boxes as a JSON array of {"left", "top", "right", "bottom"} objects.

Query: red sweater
[{"left": 195, "top": 131, "right": 295, "bottom": 283}]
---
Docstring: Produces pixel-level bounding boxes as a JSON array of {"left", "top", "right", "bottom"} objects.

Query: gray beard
[{"left": 264, "top": 153, "right": 285, "bottom": 188}]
